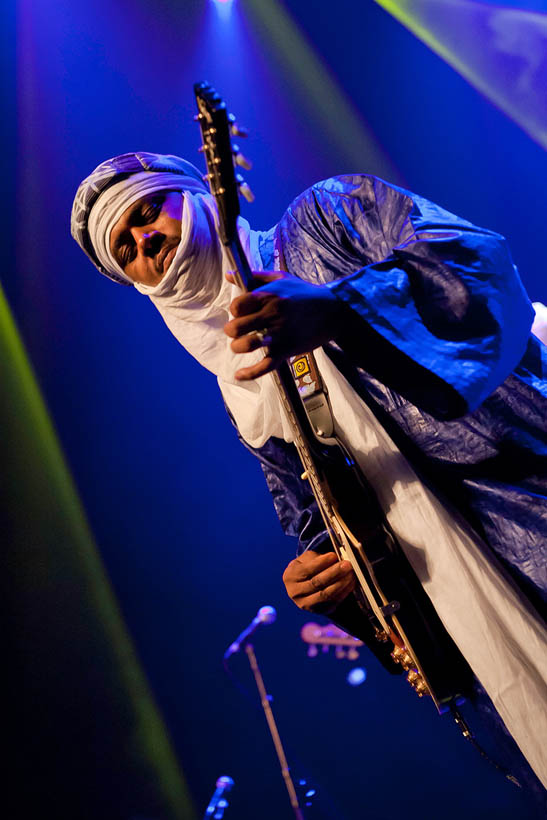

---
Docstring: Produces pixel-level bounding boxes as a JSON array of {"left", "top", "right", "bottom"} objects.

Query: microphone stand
[{"left": 244, "top": 643, "right": 305, "bottom": 820}]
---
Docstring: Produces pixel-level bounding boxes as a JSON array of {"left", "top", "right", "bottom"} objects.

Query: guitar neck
[
  {"left": 226, "top": 235, "right": 334, "bottom": 473},
  {"left": 226, "top": 235, "right": 346, "bottom": 566},
  {"left": 225, "top": 233, "right": 254, "bottom": 292}
]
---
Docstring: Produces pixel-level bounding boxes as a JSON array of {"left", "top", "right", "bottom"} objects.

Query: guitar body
[
  {"left": 193, "top": 81, "right": 472, "bottom": 713},
  {"left": 323, "top": 442, "right": 473, "bottom": 707},
  {"left": 276, "top": 414, "right": 472, "bottom": 709}
]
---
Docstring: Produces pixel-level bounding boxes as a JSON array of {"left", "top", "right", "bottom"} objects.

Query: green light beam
[
  {"left": 1, "top": 281, "right": 196, "bottom": 819},
  {"left": 374, "top": 0, "right": 547, "bottom": 150},
  {"left": 244, "top": 0, "right": 403, "bottom": 181}
]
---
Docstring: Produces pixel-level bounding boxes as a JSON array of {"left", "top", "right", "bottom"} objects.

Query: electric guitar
[{"left": 193, "top": 81, "right": 471, "bottom": 713}]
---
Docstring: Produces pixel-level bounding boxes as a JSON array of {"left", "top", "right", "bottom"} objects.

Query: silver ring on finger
[{"left": 254, "top": 328, "right": 271, "bottom": 347}]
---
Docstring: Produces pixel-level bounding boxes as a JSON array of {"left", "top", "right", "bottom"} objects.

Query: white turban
[{"left": 87, "top": 171, "right": 208, "bottom": 284}]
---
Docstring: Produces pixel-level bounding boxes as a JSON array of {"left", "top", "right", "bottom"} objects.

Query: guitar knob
[
  {"left": 391, "top": 646, "right": 404, "bottom": 664},
  {"left": 414, "top": 679, "right": 430, "bottom": 696}
]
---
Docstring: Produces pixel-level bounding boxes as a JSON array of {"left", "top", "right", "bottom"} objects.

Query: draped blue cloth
[{"left": 254, "top": 175, "right": 546, "bottom": 607}]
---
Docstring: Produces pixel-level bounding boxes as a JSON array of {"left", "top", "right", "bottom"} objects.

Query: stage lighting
[
  {"left": 347, "top": 667, "right": 367, "bottom": 686},
  {"left": 212, "top": 0, "right": 234, "bottom": 20}
]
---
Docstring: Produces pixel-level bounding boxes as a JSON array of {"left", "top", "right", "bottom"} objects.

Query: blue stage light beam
[{"left": 212, "top": 0, "right": 235, "bottom": 22}]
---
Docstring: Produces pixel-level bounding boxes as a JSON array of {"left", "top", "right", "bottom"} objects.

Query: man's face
[{"left": 109, "top": 190, "right": 183, "bottom": 285}]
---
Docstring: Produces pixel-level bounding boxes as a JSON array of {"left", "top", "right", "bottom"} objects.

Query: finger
[
  {"left": 224, "top": 311, "right": 272, "bottom": 339},
  {"left": 284, "top": 551, "right": 339, "bottom": 584},
  {"left": 286, "top": 558, "right": 354, "bottom": 609},
  {"left": 247, "top": 271, "right": 286, "bottom": 287},
  {"left": 283, "top": 556, "right": 351, "bottom": 600},
  {"left": 228, "top": 291, "right": 264, "bottom": 320},
  {"left": 229, "top": 331, "right": 267, "bottom": 355},
  {"left": 225, "top": 270, "right": 285, "bottom": 293},
  {"left": 306, "top": 559, "right": 354, "bottom": 595},
  {"left": 234, "top": 357, "right": 277, "bottom": 381},
  {"left": 298, "top": 575, "right": 357, "bottom": 613},
  {"left": 317, "top": 573, "right": 357, "bottom": 603}
]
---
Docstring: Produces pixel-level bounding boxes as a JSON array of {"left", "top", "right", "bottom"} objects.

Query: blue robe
[{"left": 243, "top": 175, "right": 546, "bottom": 799}]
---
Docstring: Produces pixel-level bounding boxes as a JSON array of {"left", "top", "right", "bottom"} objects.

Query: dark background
[{"left": 5, "top": 1, "right": 546, "bottom": 818}]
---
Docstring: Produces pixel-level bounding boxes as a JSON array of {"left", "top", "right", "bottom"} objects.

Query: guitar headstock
[
  {"left": 300, "top": 622, "right": 363, "bottom": 660},
  {"left": 194, "top": 81, "right": 254, "bottom": 246}
]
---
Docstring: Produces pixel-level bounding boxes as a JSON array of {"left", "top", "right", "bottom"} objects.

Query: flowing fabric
[
  {"left": 261, "top": 175, "right": 546, "bottom": 788},
  {"left": 315, "top": 348, "right": 547, "bottom": 788}
]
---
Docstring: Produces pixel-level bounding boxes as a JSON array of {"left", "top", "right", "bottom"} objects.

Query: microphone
[
  {"left": 203, "top": 775, "right": 234, "bottom": 819},
  {"left": 223, "top": 606, "right": 277, "bottom": 660},
  {"left": 215, "top": 776, "right": 234, "bottom": 790}
]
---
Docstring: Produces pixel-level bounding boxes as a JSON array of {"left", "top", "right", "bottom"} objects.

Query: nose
[{"left": 131, "top": 226, "right": 158, "bottom": 253}]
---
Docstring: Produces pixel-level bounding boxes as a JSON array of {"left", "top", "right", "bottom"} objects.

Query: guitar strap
[{"left": 273, "top": 228, "right": 335, "bottom": 440}]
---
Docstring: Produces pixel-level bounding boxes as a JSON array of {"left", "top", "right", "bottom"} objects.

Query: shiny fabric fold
[{"left": 244, "top": 174, "right": 546, "bottom": 799}]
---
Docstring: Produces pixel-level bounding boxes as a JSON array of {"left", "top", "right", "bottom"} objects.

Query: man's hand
[
  {"left": 282, "top": 549, "right": 357, "bottom": 614},
  {"left": 223, "top": 271, "right": 346, "bottom": 381}
]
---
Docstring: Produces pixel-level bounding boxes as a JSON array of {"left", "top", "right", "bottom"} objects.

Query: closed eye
[
  {"left": 141, "top": 201, "right": 162, "bottom": 222},
  {"left": 120, "top": 242, "right": 136, "bottom": 267},
  {"left": 111, "top": 194, "right": 166, "bottom": 269},
  {"left": 112, "top": 233, "right": 136, "bottom": 269}
]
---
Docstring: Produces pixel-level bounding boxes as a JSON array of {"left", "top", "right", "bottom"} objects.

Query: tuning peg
[
  {"left": 232, "top": 123, "right": 249, "bottom": 138},
  {"left": 234, "top": 149, "right": 252, "bottom": 171},
  {"left": 228, "top": 113, "right": 249, "bottom": 138},
  {"left": 238, "top": 180, "right": 255, "bottom": 203}
]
